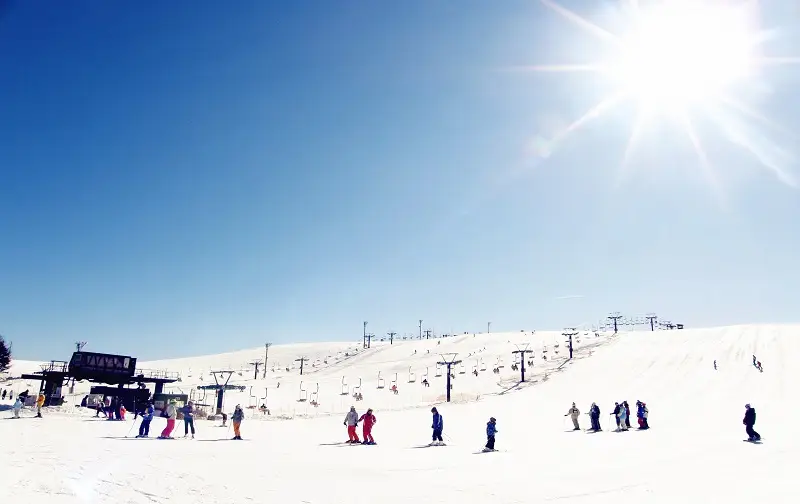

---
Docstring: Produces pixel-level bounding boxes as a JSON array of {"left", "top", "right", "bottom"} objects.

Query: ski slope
[{"left": 2, "top": 325, "right": 798, "bottom": 503}]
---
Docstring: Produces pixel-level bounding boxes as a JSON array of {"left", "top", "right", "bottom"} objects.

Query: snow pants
[
  {"left": 570, "top": 417, "right": 579, "bottom": 430},
  {"left": 746, "top": 425, "right": 760, "bottom": 440},
  {"left": 233, "top": 421, "right": 242, "bottom": 438},
  {"left": 139, "top": 418, "right": 152, "bottom": 437},
  {"left": 432, "top": 428, "right": 443, "bottom": 443},
  {"left": 363, "top": 426, "right": 374, "bottom": 443},
  {"left": 184, "top": 417, "right": 195, "bottom": 436},
  {"left": 590, "top": 416, "right": 600, "bottom": 431},
  {"left": 486, "top": 435, "right": 495, "bottom": 450},
  {"left": 638, "top": 417, "right": 644, "bottom": 428},
  {"left": 347, "top": 425, "right": 360, "bottom": 442},
  {"left": 13, "top": 409, "right": 20, "bottom": 418},
  {"left": 161, "top": 418, "right": 176, "bottom": 438}
]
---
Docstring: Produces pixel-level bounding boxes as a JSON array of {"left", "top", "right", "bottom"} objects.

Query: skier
[
  {"left": 344, "top": 406, "right": 360, "bottom": 444},
  {"left": 431, "top": 407, "right": 444, "bottom": 445},
  {"left": 611, "top": 402, "right": 621, "bottom": 429},
  {"left": 636, "top": 401, "right": 649, "bottom": 429},
  {"left": 714, "top": 360, "right": 717, "bottom": 370},
  {"left": 12, "top": 397, "right": 22, "bottom": 418},
  {"left": 137, "top": 401, "right": 155, "bottom": 438},
  {"left": 617, "top": 402, "right": 628, "bottom": 431},
  {"left": 183, "top": 400, "right": 196, "bottom": 438},
  {"left": 743, "top": 404, "right": 760, "bottom": 442},
  {"left": 159, "top": 400, "right": 177, "bottom": 439},
  {"left": 232, "top": 404, "right": 244, "bottom": 440},
  {"left": 35, "top": 393, "right": 45, "bottom": 418},
  {"left": 622, "top": 401, "right": 631, "bottom": 429},
  {"left": 358, "top": 408, "right": 377, "bottom": 445},
  {"left": 565, "top": 402, "right": 580, "bottom": 430},
  {"left": 589, "top": 403, "right": 601, "bottom": 431},
  {"left": 483, "top": 417, "right": 498, "bottom": 452}
]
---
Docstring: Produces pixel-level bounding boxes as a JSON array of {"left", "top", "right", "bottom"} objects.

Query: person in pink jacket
[{"left": 358, "top": 408, "right": 377, "bottom": 445}]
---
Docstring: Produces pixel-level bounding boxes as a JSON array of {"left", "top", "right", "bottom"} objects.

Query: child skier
[
  {"left": 636, "top": 401, "right": 649, "bottom": 430},
  {"left": 232, "top": 404, "right": 244, "bottom": 440},
  {"left": 358, "top": 408, "right": 377, "bottom": 445},
  {"left": 431, "top": 407, "right": 444, "bottom": 445},
  {"left": 589, "top": 403, "right": 601, "bottom": 431},
  {"left": 483, "top": 417, "right": 498, "bottom": 452},
  {"left": 344, "top": 406, "right": 360, "bottom": 443},
  {"left": 36, "top": 393, "right": 45, "bottom": 418},
  {"left": 137, "top": 401, "right": 155, "bottom": 438},
  {"left": 12, "top": 397, "right": 22, "bottom": 418},
  {"left": 565, "top": 402, "right": 580, "bottom": 430},
  {"left": 617, "top": 402, "right": 628, "bottom": 431}
]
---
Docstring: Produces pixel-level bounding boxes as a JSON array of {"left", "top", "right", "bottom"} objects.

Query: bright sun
[
  {"left": 523, "top": 0, "right": 800, "bottom": 188},
  {"left": 611, "top": 2, "right": 755, "bottom": 110}
]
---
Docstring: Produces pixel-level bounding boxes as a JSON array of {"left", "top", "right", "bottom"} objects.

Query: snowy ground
[{"left": 2, "top": 325, "right": 798, "bottom": 503}]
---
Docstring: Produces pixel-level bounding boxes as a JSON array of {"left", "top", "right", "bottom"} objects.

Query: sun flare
[
  {"left": 524, "top": 0, "right": 800, "bottom": 188},
  {"left": 611, "top": 3, "right": 756, "bottom": 109}
]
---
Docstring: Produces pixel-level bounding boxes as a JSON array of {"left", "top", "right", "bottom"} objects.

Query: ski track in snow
[{"left": 2, "top": 325, "right": 799, "bottom": 503}]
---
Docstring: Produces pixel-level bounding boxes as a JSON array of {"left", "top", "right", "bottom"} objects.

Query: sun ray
[
  {"left": 757, "top": 56, "right": 800, "bottom": 66},
  {"left": 703, "top": 106, "right": 797, "bottom": 187},
  {"left": 675, "top": 110, "right": 726, "bottom": 204},
  {"left": 502, "top": 64, "right": 606, "bottom": 73},
  {"left": 717, "top": 94, "right": 796, "bottom": 140},
  {"left": 550, "top": 92, "right": 627, "bottom": 147},
  {"left": 615, "top": 108, "right": 649, "bottom": 186},
  {"left": 538, "top": 0, "right": 622, "bottom": 48}
]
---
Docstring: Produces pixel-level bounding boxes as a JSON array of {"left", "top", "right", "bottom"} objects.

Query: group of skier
[{"left": 565, "top": 400, "right": 649, "bottom": 432}]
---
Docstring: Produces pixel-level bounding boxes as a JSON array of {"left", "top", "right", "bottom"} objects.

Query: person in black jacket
[
  {"left": 611, "top": 402, "right": 621, "bottom": 429},
  {"left": 743, "top": 404, "right": 760, "bottom": 441}
]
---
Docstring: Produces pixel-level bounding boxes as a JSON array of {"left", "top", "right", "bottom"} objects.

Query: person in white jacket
[
  {"left": 159, "top": 401, "right": 178, "bottom": 439},
  {"left": 565, "top": 402, "right": 581, "bottom": 430},
  {"left": 12, "top": 397, "right": 23, "bottom": 418},
  {"left": 617, "top": 402, "right": 629, "bottom": 431},
  {"left": 343, "top": 406, "right": 360, "bottom": 443}
]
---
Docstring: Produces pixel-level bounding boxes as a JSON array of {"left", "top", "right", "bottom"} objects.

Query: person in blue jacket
[
  {"left": 484, "top": 417, "right": 498, "bottom": 451},
  {"left": 431, "top": 407, "right": 444, "bottom": 445},
  {"left": 137, "top": 401, "right": 155, "bottom": 438},
  {"left": 183, "top": 401, "right": 196, "bottom": 438}
]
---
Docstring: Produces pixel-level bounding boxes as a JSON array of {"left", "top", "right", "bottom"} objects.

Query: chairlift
[
  {"left": 298, "top": 381, "right": 308, "bottom": 402},
  {"left": 352, "top": 377, "right": 362, "bottom": 397},
  {"left": 309, "top": 383, "right": 319, "bottom": 406},
  {"left": 390, "top": 373, "right": 398, "bottom": 388},
  {"left": 435, "top": 363, "right": 442, "bottom": 377},
  {"left": 341, "top": 376, "right": 349, "bottom": 396},
  {"left": 458, "top": 362, "right": 466, "bottom": 374},
  {"left": 248, "top": 386, "right": 257, "bottom": 408},
  {"left": 408, "top": 366, "right": 416, "bottom": 383},
  {"left": 377, "top": 371, "right": 385, "bottom": 389},
  {"left": 479, "top": 359, "right": 486, "bottom": 371}
]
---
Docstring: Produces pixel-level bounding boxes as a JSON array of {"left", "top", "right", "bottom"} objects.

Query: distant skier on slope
[
  {"left": 183, "top": 401, "right": 196, "bottom": 439},
  {"left": 611, "top": 402, "right": 621, "bottom": 429},
  {"left": 483, "top": 417, "right": 498, "bottom": 452},
  {"left": 565, "top": 403, "right": 581, "bottom": 430},
  {"left": 589, "top": 403, "right": 601, "bottom": 432},
  {"left": 617, "top": 402, "right": 629, "bottom": 431},
  {"left": 12, "top": 397, "right": 22, "bottom": 418},
  {"left": 358, "top": 408, "right": 377, "bottom": 445},
  {"left": 743, "top": 404, "right": 760, "bottom": 442},
  {"left": 636, "top": 401, "right": 649, "bottom": 430},
  {"left": 622, "top": 401, "right": 631, "bottom": 429},
  {"left": 344, "top": 406, "right": 360, "bottom": 444},
  {"left": 232, "top": 404, "right": 244, "bottom": 440},
  {"left": 137, "top": 401, "right": 155, "bottom": 438},
  {"left": 431, "top": 407, "right": 444, "bottom": 445}
]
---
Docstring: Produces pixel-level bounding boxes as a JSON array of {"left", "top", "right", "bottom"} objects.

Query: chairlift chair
[
  {"left": 377, "top": 371, "right": 385, "bottom": 389},
  {"left": 298, "top": 381, "right": 308, "bottom": 402},
  {"left": 341, "top": 376, "right": 349, "bottom": 396},
  {"left": 408, "top": 366, "right": 416, "bottom": 383}
]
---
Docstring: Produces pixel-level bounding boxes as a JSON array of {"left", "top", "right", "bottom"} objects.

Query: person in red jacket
[{"left": 358, "top": 408, "right": 377, "bottom": 445}]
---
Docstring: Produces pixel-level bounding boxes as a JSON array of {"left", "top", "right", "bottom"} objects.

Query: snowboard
[
  {"left": 743, "top": 439, "right": 763, "bottom": 444},
  {"left": 473, "top": 449, "right": 502, "bottom": 454}
]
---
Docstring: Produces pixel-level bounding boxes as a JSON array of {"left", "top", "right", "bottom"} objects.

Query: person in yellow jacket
[{"left": 36, "top": 393, "right": 45, "bottom": 418}]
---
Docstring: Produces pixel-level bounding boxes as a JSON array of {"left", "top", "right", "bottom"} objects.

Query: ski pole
[{"left": 126, "top": 418, "right": 139, "bottom": 438}]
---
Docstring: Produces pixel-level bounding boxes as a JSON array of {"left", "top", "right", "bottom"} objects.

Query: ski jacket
[
  {"left": 232, "top": 408, "right": 244, "bottom": 422},
  {"left": 359, "top": 413, "right": 376, "bottom": 429},
  {"left": 590, "top": 405, "right": 600, "bottom": 418},
  {"left": 13, "top": 398, "right": 22, "bottom": 411},
  {"left": 486, "top": 421, "right": 497, "bottom": 437},
  {"left": 36, "top": 394, "right": 45, "bottom": 407},
  {"left": 184, "top": 404, "right": 194, "bottom": 419},
  {"left": 143, "top": 405, "right": 154, "bottom": 421},
  {"left": 567, "top": 407, "right": 580, "bottom": 418},
  {"left": 344, "top": 409, "right": 359, "bottom": 426},
  {"left": 743, "top": 408, "right": 756, "bottom": 426},
  {"left": 612, "top": 404, "right": 620, "bottom": 415},
  {"left": 637, "top": 404, "right": 645, "bottom": 418},
  {"left": 166, "top": 404, "right": 177, "bottom": 420},
  {"left": 618, "top": 407, "right": 628, "bottom": 421},
  {"left": 432, "top": 412, "right": 443, "bottom": 430}
]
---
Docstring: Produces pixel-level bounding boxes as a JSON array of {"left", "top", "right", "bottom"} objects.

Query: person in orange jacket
[{"left": 36, "top": 393, "right": 45, "bottom": 418}]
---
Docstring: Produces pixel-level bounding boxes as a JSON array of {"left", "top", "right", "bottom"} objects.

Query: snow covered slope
[{"left": 2, "top": 325, "right": 797, "bottom": 503}]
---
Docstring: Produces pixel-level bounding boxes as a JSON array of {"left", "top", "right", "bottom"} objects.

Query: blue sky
[{"left": 2, "top": 1, "right": 800, "bottom": 361}]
